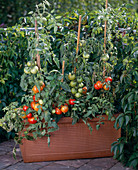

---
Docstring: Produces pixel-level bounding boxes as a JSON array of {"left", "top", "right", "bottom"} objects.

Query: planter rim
[{"left": 58, "top": 113, "right": 120, "bottom": 124}]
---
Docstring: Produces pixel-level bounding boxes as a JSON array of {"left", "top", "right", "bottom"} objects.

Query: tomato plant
[{"left": 0, "top": 2, "right": 137, "bottom": 168}]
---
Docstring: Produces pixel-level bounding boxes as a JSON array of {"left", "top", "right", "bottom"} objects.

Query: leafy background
[{"left": 0, "top": 0, "right": 137, "bottom": 26}]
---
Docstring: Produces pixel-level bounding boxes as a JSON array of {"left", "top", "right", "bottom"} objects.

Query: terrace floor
[{"left": 0, "top": 140, "right": 133, "bottom": 170}]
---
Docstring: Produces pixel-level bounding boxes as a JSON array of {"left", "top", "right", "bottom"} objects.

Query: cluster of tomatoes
[
  {"left": 52, "top": 99, "right": 76, "bottom": 115},
  {"left": 68, "top": 72, "right": 87, "bottom": 98},
  {"left": 24, "top": 61, "right": 39, "bottom": 75},
  {"left": 21, "top": 105, "right": 37, "bottom": 124},
  {"left": 21, "top": 94, "right": 44, "bottom": 124},
  {"left": 21, "top": 82, "right": 46, "bottom": 124},
  {"left": 32, "top": 81, "right": 45, "bottom": 94},
  {"left": 94, "top": 77, "right": 112, "bottom": 91}
]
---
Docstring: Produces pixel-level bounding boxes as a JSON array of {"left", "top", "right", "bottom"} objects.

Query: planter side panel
[{"left": 20, "top": 117, "right": 121, "bottom": 162}]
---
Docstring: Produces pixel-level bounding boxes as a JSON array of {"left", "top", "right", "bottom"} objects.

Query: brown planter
[{"left": 20, "top": 115, "right": 121, "bottom": 163}]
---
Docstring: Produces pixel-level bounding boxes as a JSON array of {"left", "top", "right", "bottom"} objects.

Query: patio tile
[
  {"left": 55, "top": 159, "right": 90, "bottom": 168},
  {"left": 0, "top": 153, "right": 22, "bottom": 169},
  {"left": 109, "top": 162, "right": 133, "bottom": 170},
  {"left": 78, "top": 164, "right": 105, "bottom": 170},
  {"left": 4, "top": 162, "right": 42, "bottom": 170},
  {"left": 87, "top": 157, "right": 118, "bottom": 169},
  {"left": 39, "top": 163, "right": 75, "bottom": 170}
]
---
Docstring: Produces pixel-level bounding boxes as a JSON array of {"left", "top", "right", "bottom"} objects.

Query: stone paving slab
[
  {"left": 0, "top": 140, "right": 134, "bottom": 170},
  {"left": 39, "top": 163, "right": 76, "bottom": 170},
  {"left": 55, "top": 159, "right": 90, "bottom": 168},
  {"left": 87, "top": 157, "right": 118, "bottom": 169}
]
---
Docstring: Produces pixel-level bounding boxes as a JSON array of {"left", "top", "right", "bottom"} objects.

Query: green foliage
[
  {"left": 0, "top": 0, "right": 137, "bottom": 26},
  {"left": 0, "top": 26, "right": 29, "bottom": 142}
]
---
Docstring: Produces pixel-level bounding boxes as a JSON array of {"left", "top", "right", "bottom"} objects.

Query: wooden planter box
[{"left": 20, "top": 115, "right": 121, "bottom": 163}]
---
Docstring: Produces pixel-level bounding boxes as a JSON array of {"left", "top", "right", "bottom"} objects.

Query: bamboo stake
[
  {"left": 61, "top": 60, "right": 65, "bottom": 82},
  {"left": 61, "top": 60, "right": 65, "bottom": 90},
  {"left": 35, "top": 20, "right": 41, "bottom": 70},
  {"left": 74, "top": 15, "right": 81, "bottom": 74},
  {"left": 103, "top": 0, "right": 108, "bottom": 78}
]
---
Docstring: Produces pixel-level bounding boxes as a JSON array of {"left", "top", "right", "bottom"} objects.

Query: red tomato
[
  {"left": 64, "top": 103, "right": 68, "bottom": 106},
  {"left": 40, "top": 83, "right": 45, "bottom": 91},
  {"left": 61, "top": 106, "right": 68, "bottom": 113},
  {"left": 52, "top": 103, "right": 57, "bottom": 108},
  {"left": 105, "top": 77, "right": 112, "bottom": 83},
  {"left": 55, "top": 108, "right": 62, "bottom": 115},
  {"left": 103, "top": 85, "right": 109, "bottom": 91},
  {"left": 96, "top": 81, "right": 103, "bottom": 89},
  {"left": 31, "top": 101, "right": 36, "bottom": 110},
  {"left": 94, "top": 84, "right": 100, "bottom": 90},
  {"left": 28, "top": 117, "right": 37, "bottom": 124},
  {"left": 23, "top": 106, "right": 29, "bottom": 112},
  {"left": 26, "top": 113, "right": 32, "bottom": 118},
  {"left": 33, "top": 95, "right": 38, "bottom": 102},
  {"left": 69, "top": 99, "right": 76, "bottom": 105}
]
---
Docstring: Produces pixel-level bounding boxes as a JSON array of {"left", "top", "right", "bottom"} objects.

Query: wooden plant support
[
  {"left": 61, "top": 60, "right": 65, "bottom": 83},
  {"left": 74, "top": 15, "right": 81, "bottom": 74},
  {"left": 61, "top": 60, "right": 65, "bottom": 90},
  {"left": 103, "top": 0, "right": 108, "bottom": 78},
  {"left": 35, "top": 20, "right": 41, "bottom": 70}
]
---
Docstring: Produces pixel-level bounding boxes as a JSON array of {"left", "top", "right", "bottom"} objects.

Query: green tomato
[
  {"left": 78, "top": 88, "right": 83, "bottom": 93},
  {"left": 39, "top": 80, "right": 44, "bottom": 86},
  {"left": 101, "top": 54, "right": 109, "bottom": 61},
  {"left": 27, "top": 61, "right": 32, "bottom": 67},
  {"left": 83, "top": 51, "right": 90, "bottom": 59},
  {"left": 105, "top": 111, "right": 109, "bottom": 116},
  {"left": 77, "top": 77, "right": 83, "bottom": 83},
  {"left": 75, "top": 93, "right": 81, "bottom": 98},
  {"left": 39, "top": 99, "right": 43, "bottom": 105},
  {"left": 24, "top": 67, "right": 30, "bottom": 74},
  {"left": 70, "top": 81, "right": 77, "bottom": 87},
  {"left": 78, "top": 82, "right": 84, "bottom": 87},
  {"left": 30, "top": 66, "right": 38, "bottom": 74},
  {"left": 80, "top": 40, "right": 86, "bottom": 47},
  {"left": 52, "top": 109, "right": 56, "bottom": 114},
  {"left": 68, "top": 73, "right": 75, "bottom": 81},
  {"left": 71, "top": 88, "right": 77, "bottom": 94}
]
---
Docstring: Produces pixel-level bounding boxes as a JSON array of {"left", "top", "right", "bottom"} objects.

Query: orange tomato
[
  {"left": 31, "top": 101, "right": 36, "bottom": 110},
  {"left": 21, "top": 111, "right": 26, "bottom": 119},
  {"left": 34, "top": 103, "right": 42, "bottom": 112},
  {"left": 32, "top": 85, "right": 39, "bottom": 94},
  {"left": 96, "top": 81, "right": 103, "bottom": 89},
  {"left": 103, "top": 85, "right": 109, "bottom": 91},
  {"left": 83, "top": 86, "right": 87, "bottom": 94},
  {"left": 61, "top": 106, "right": 68, "bottom": 113}
]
